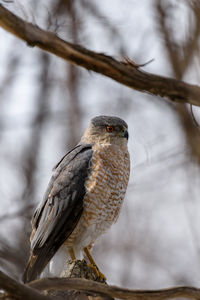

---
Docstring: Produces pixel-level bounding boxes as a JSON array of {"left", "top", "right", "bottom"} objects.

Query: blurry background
[{"left": 1, "top": 0, "right": 200, "bottom": 289}]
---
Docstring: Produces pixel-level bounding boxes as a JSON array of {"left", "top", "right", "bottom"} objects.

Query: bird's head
[{"left": 81, "top": 115, "right": 129, "bottom": 147}]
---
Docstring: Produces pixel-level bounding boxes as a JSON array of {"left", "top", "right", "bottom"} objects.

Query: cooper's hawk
[{"left": 23, "top": 115, "right": 130, "bottom": 283}]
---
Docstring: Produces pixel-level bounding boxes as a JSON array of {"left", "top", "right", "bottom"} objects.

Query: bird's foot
[{"left": 88, "top": 263, "right": 107, "bottom": 283}]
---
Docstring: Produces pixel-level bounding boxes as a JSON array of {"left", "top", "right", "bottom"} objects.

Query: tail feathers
[{"left": 22, "top": 252, "right": 50, "bottom": 283}]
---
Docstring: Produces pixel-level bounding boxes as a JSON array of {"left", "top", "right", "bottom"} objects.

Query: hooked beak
[{"left": 123, "top": 130, "right": 129, "bottom": 140}]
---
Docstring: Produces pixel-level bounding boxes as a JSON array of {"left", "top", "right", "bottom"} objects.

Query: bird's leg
[
  {"left": 83, "top": 247, "right": 106, "bottom": 281},
  {"left": 69, "top": 248, "right": 76, "bottom": 260},
  {"left": 83, "top": 247, "right": 96, "bottom": 265}
]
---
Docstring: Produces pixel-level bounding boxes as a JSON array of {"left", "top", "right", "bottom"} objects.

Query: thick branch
[
  {"left": 1, "top": 267, "right": 200, "bottom": 300},
  {"left": 0, "top": 270, "right": 50, "bottom": 300},
  {"left": 1, "top": 4, "right": 200, "bottom": 106},
  {"left": 29, "top": 277, "right": 200, "bottom": 300}
]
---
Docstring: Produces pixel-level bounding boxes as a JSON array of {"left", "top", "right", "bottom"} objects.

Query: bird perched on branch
[{"left": 22, "top": 115, "right": 130, "bottom": 283}]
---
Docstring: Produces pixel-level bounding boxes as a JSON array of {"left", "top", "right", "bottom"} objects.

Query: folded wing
[{"left": 22, "top": 144, "right": 93, "bottom": 283}]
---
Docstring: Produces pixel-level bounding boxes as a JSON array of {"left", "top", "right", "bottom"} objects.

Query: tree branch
[
  {"left": 156, "top": 0, "right": 200, "bottom": 164},
  {"left": 1, "top": 267, "right": 200, "bottom": 300},
  {"left": 1, "top": 4, "right": 200, "bottom": 106},
  {"left": 0, "top": 270, "right": 51, "bottom": 300},
  {"left": 29, "top": 277, "right": 200, "bottom": 300}
]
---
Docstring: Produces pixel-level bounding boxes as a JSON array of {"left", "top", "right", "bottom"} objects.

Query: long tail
[{"left": 22, "top": 250, "right": 51, "bottom": 283}]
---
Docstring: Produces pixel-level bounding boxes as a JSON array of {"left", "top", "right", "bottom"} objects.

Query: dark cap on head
[{"left": 91, "top": 116, "right": 128, "bottom": 128}]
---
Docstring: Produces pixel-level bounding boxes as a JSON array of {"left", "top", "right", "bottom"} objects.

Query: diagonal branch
[
  {"left": 29, "top": 277, "right": 200, "bottom": 300},
  {"left": 0, "top": 270, "right": 51, "bottom": 300},
  {"left": 1, "top": 4, "right": 200, "bottom": 106}
]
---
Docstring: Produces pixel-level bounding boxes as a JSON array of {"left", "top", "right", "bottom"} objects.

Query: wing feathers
[{"left": 23, "top": 144, "right": 93, "bottom": 283}]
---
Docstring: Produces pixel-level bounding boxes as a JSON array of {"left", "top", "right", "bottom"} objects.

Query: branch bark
[
  {"left": 1, "top": 4, "right": 200, "bottom": 106},
  {"left": 1, "top": 267, "right": 200, "bottom": 300},
  {"left": 0, "top": 270, "right": 51, "bottom": 300},
  {"left": 29, "top": 277, "right": 200, "bottom": 300}
]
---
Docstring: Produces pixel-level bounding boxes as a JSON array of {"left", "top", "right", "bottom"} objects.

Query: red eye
[{"left": 106, "top": 126, "right": 114, "bottom": 133}]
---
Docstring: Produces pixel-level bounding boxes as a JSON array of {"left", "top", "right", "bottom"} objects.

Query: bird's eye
[{"left": 106, "top": 126, "right": 114, "bottom": 133}]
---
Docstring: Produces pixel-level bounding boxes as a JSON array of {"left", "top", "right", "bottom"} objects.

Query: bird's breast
[{"left": 65, "top": 144, "right": 130, "bottom": 249}]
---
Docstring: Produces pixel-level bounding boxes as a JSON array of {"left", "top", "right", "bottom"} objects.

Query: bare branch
[
  {"left": 1, "top": 261, "right": 200, "bottom": 300},
  {"left": 29, "top": 277, "right": 200, "bottom": 300},
  {"left": 0, "top": 270, "right": 51, "bottom": 300},
  {"left": 156, "top": 0, "right": 200, "bottom": 163},
  {"left": 1, "top": 4, "right": 200, "bottom": 106}
]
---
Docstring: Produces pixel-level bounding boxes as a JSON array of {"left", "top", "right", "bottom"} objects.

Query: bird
[{"left": 22, "top": 115, "right": 130, "bottom": 283}]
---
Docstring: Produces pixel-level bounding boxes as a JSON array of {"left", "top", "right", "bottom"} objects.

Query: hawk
[{"left": 22, "top": 115, "right": 130, "bottom": 283}]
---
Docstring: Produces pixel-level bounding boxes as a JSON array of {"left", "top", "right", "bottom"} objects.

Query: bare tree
[{"left": 1, "top": 1, "right": 200, "bottom": 298}]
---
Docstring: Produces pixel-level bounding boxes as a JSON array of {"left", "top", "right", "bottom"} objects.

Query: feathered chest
[
  {"left": 83, "top": 144, "right": 130, "bottom": 225},
  {"left": 65, "top": 143, "right": 130, "bottom": 248}
]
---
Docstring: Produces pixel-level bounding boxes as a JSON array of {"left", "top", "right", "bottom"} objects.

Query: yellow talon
[
  {"left": 88, "top": 263, "right": 107, "bottom": 282},
  {"left": 83, "top": 247, "right": 107, "bottom": 282}
]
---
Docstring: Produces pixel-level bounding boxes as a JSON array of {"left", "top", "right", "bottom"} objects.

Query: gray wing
[{"left": 22, "top": 144, "right": 93, "bottom": 283}]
